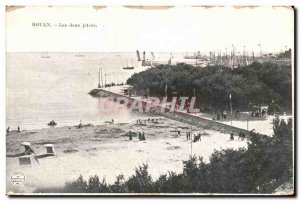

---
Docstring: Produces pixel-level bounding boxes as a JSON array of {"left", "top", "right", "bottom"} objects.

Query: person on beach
[
  {"left": 17, "top": 126, "right": 20, "bottom": 133},
  {"left": 186, "top": 132, "right": 189, "bottom": 141},
  {"left": 198, "top": 133, "right": 202, "bottom": 142},
  {"left": 223, "top": 111, "right": 227, "bottom": 119},
  {"left": 238, "top": 132, "right": 242, "bottom": 140},
  {"left": 138, "top": 132, "right": 142, "bottom": 141},
  {"left": 230, "top": 133, "right": 234, "bottom": 140},
  {"left": 241, "top": 133, "right": 245, "bottom": 141},
  {"left": 142, "top": 132, "right": 146, "bottom": 141}
]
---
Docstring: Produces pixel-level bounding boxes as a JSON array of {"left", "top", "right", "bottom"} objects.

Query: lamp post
[
  {"left": 246, "top": 101, "right": 251, "bottom": 131},
  {"left": 113, "top": 72, "right": 116, "bottom": 85},
  {"left": 165, "top": 84, "right": 168, "bottom": 99},
  {"left": 230, "top": 94, "right": 232, "bottom": 126},
  {"left": 193, "top": 88, "right": 196, "bottom": 116},
  {"left": 272, "top": 100, "right": 275, "bottom": 116},
  {"left": 98, "top": 67, "right": 101, "bottom": 88},
  {"left": 190, "top": 126, "right": 193, "bottom": 157}
]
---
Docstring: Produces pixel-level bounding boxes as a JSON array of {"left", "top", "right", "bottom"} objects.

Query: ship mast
[{"left": 98, "top": 67, "right": 101, "bottom": 88}]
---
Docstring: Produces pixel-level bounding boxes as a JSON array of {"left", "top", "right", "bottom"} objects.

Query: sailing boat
[
  {"left": 75, "top": 53, "right": 86, "bottom": 57},
  {"left": 41, "top": 51, "right": 50, "bottom": 58},
  {"left": 123, "top": 58, "right": 134, "bottom": 70}
]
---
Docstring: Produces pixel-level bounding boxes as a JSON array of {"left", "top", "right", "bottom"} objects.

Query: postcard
[{"left": 5, "top": 5, "right": 294, "bottom": 196}]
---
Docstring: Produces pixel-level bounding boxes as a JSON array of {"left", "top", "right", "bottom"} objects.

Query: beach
[{"left": 6, "top": 115, "right": 248, "bottom": 193}]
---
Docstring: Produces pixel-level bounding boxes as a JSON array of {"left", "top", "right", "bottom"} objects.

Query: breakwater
[{"left": 89, "top": 88, "right": 251, "bottom": 137}]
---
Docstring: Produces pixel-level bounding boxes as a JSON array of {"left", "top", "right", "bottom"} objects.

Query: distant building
[{"left": 278, "top": 48, "right": 291, "bottom": 59}]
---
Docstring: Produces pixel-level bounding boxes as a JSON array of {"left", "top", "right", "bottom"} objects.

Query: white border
[{"left": 0, "top": 0, "right": 298, "bottom": 200}]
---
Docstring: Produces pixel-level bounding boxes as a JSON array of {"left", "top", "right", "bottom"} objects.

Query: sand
[{"left": 6, "top": 116, "right": 248, "bottom": 193}]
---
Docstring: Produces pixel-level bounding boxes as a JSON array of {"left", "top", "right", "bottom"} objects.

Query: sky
[{"left": 6, "top": 6, "right": 294, "bottom": 53}]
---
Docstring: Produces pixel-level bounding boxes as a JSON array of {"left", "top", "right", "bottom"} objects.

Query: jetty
[{"left": 88, "top": 85, "right": 264, "bottom": 137}]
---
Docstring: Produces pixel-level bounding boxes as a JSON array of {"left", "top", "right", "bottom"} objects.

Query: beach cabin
[
  {"left": 19, "top": 156, "right": 32, "bottom": 166},
  {"left": 21, "top": 142, "right": 34, "bottom": 155},
  {"left": 44, "top": 144, "right": 55, "bottom": 155},
  {"left": 18, "top": 155, "right": 39, "bottom": 166}
]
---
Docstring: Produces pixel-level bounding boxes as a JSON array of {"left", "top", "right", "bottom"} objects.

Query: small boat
[
  {"left": 123, "top": 58, "right": 134, "bottom": 70},
  {"left": 123, "top": 66, "right": 134, "bottom": 70},
  {"left": 41, "top": 51, "right": 50, "bottom": 58},
  {"left": 75, "top": 54, "right": 86, "bottom": 57},
  {"left": 47, "top": 120, "right": 57, "bottom": 127}
]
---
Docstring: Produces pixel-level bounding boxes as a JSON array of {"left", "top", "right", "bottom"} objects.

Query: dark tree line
[
  {"left": 127, "top": 62, "right": 292, "bottom": 114},
  {"left": 55, "top": 118, "right": 293, "bottom": 194}
]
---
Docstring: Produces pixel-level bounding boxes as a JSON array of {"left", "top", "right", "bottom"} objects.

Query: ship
[
  {"left": 184, "top": 51, "right": 201, "bottom": 59},
  {"left": 137, "top": 51, "right": 173, "bottom": 67},
  {"left": 75, "top": 54, "right": 86, "bottom": 57},
  {"left": 123, "top": 58, "right": 134, "bottom": 70},
  {"left": 41, "top": 51, "right": 50, "bottom": 58}
]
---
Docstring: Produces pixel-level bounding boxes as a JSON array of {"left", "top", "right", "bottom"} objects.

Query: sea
[{"left": 6, "top": 52, "right": 188, "bottom": 130}]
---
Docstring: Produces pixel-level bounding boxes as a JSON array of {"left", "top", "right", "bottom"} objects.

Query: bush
[{"left": 125, "top": 163, "right": 154, "bottom": 193}]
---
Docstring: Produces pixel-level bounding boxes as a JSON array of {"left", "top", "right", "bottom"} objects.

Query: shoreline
[{"left": 7, "top": 115, "right": 248, "bottom": 193}]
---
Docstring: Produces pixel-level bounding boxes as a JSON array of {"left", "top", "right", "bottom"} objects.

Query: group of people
[
  {"left": 128, "top": 131, "right": 146, "bottom": 141},
  {"left": 149, "top": 118, "right": 159, "bottom": 123},
  {"left": 252, "top": 108, "right": 267, "bottom": 117},
  {"left": 213, "top": 111, "right": 228, "bottom": 121},
  {"left": 136, "top": 119, "right": 147, "bottom": 126},
  {"left": 136, "top": 118, "right": 161, "bottom": 126},
  {"left": 229, "top": 132, "right": 246, "bottom": 141},
  {"left": 193, "top": 133, "right": 202, "bottom": 142},
  {"left": 138, "top": 132, "right": 146, "bottom": 141},
  {"left": 6, "top": 126, "right": 21, "bottom": 134},
  {"left": 186, "top": 131, "right": 202, "bottom": 142}
]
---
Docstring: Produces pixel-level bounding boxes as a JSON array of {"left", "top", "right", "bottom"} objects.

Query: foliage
[{"left": 127, "top": 62, "right": 292, "bottom": 113}]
